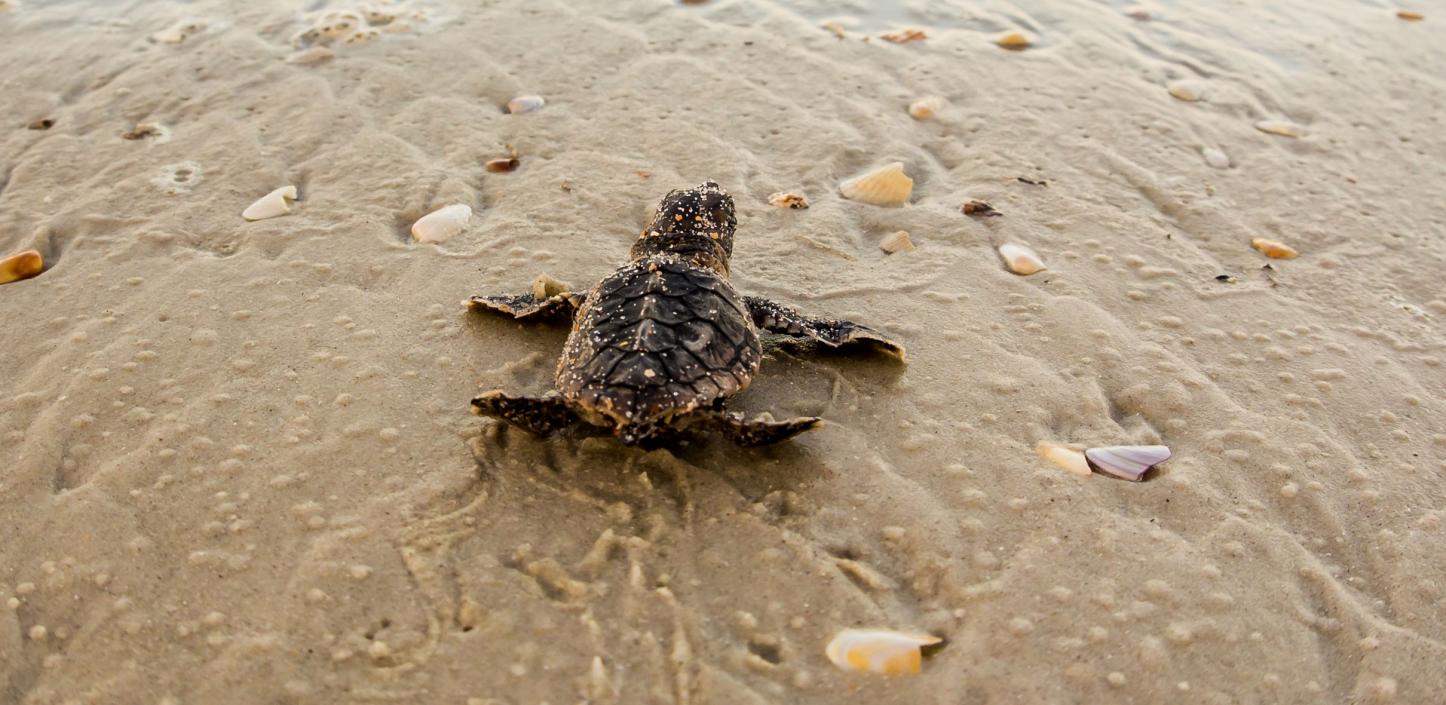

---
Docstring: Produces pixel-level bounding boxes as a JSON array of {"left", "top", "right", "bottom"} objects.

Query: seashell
[
  {"left": 880, "top": 28, "right": 927, "bottom": 43},
  {"left": 1124, "top": 5, "right": 1152, "bottom": 20},
  {"left": 880, "top": 231, "right": 914, "bottom": 254},
  {"left": 1037, "top": 441, "right": 1090, "bottom": 477},
  {"left": 825, "top": 629, "right": 942, "bottom": 676},
  {"left": 242, "top": 185, "right": 297, "bottom": 221},
  {"left": 411, "top": 204, "right": 472, "bottom": 244},
  {"left": 1084, "top": 445, "right": 1171, "bottom": 482},
  {"left": 961, "top": 200, "right": 1000, "bottom": 217},
  {"left": 998, "top": 243, "right": 1045, "bottom": 275},
  {"left": 1254, "top": 119, "right": 1302, "bottom": 137},
  {"left": 994, "top": 31, "right": 1032, "bottom": 49},
  {"left": 287, "top": 46, "right": 334, "bottom": 64},
  {"left": 908, "top": 96, "right": 943, "bottom": 120},
  {"left": 1167, "top": 79, "right": 1205, "bottom": 102},
  {"left": 506, "top": 95, "right": 545, "bottom": 114},
  {"left": 767, "top": 192, "right": 809, "bottom": 209},
  {"left": 531, "top": 273, "right": 571, "bottom": 300},
  {"left": 1251, "top": 238, "right": 1297, "bottom": 259},
  {"left": 839, "top": 162, "right": 913, "bottom": 207},
  {"left": 485, "top": 157, "right": 519, "bottom": 173},
  {"left": 151, "top": 20, "right": 206, "bottom": 44},
  {"left": 26, "top": 118, "right": 53, "bottom": 131},
  {"left": 1397, "top": 10, "right": 1424, "bottom": 21},
  {"left": 821, "top": 20, "right": 847, "bottom": 39},
  {"left": 1202, "top": 147, "right": 1230, "bottom": 169},
  {"left": 122, "top": 122, "right": 172, "bottom": 142},
  {"left": 0, "top": 249, "right": 43, "bottom": 285}
]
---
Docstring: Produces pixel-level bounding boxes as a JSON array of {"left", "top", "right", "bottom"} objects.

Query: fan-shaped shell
[
  {"left": 839, "top": 163, "right": 913, "bottom": 207},
  {"left": 825, "top": 629, "right": 942, "bottom": 676}
]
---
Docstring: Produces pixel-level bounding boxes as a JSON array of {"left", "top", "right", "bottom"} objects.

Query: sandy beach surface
[{"left": 2, "top": 0, "right": 1444, "bottom": 703}]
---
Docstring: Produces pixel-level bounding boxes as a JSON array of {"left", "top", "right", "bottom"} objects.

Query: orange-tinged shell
[
  {"left": 1251, "top": 238, "right": 1297, "bottom": 259},
  {"left": 1037, "top": 441, "right": 1090, "bottom": 477},
  {"left": 839, "top": 162, "right": 913, "bottom": 207},
  {"left": 999, "top": 243, "right": 1046, "bottom": 275},
  {"left": 0, "top": 249, "right": 43, "bottom": 285},
  {"left": 825, "top": 629, "right": 941, "bottom": 676}
]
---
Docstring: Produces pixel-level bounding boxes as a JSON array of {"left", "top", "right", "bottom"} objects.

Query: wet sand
[{"left": 1, "top": 1, "right": 1444, "bottom": 703}]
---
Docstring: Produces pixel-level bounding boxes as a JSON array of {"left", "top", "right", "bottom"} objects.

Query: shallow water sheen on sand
[{"left": 1, "top": 0, "right": 1443, "bottom": 703}]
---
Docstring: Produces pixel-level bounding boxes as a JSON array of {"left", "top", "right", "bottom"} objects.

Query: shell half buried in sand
[
  {"left": 411, "top": 204, "right": 473, "bottom": 243},
  {"left": 998, "top": 243, "right": 1046, "bottom": 275},
  {"left": 242, "top": 185, "right": 297, "bottom": 221},
  {"left": 1, "top": 249, "right": 44, "bottom": 285},
  {"left": 1084, "top": 445, "right": 1172, "bottom": 481},
  {"left": 506, "top": 94, "right": 545, "bottom": 114},
  {"left": 825, "top": 629, "right": 942, "bottom": 676},
  {"left": 1037, "top": 441, "right": 1091, "bottom": 477},
  {"left": 839, "top": 162, "right": 913, "bottom": 207}
]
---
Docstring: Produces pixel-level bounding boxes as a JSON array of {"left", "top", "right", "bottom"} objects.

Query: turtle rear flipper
[
  {"left": 471, "top": 390, "right": 580, "bottom": 436},
  {"left": 694, "top": 410, "right": 822, "bottom": 446},
  {"left": 742, "top": 296, "right": 905, "bottom": 360}
]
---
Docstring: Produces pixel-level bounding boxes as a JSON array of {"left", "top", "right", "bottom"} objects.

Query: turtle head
[{"left": 630, "top": 180, "right": 737, "bottom": 274}]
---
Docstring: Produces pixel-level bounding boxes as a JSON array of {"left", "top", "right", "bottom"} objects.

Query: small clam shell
[
  {"left": 1, "top": 249, "right": 43, "bottom": 285},
  {"left": 994, "top": 31, "right": 1032, "bottom": 49},
  {"left": 1255, "top": 119, "right": 1302, "bottom": 137},
  {"left": 880, "top": 231, "right": 914, "bottom": 254},
  {"left": 767, "top": 192, "right": 809, "bottom": 209},
  {"left": 839, "top": 162, "right": 913, "bottom": 207},
  {"left": 242, "top": 185, "right": 297, "bottom": 221},
  {"left": 998, "top": 243, "right": 1045, "bottom": 275},
  {"left": 825, "top": 629, "right": 942, "bottom": 676},
  {"left": 1037, "top": 441, "right": 1090, "bottom": 477},
  {"left": 908, "top": 96, "right": 943, "bottom": 120},
  {"left": 1084, "top": 445, "right": 1171, "bottom": 482},
  {"left": 1251, "top": 238, "right": 1297, "bottom": 259},
  {"left": 506, "top": 95, "right": 546, "bottom": 114},
  {"left": 1202, "top": 147, "right": 1230, "bottom": 169},
  {"left": 531, "top": 273, "right": 570, "bottom": 300},
  {"left": 1167, "top": 79, "right": 1205, "bottom": 101},
  {"left": 411, "top": 204, "right": 472, "bottom": 244}
]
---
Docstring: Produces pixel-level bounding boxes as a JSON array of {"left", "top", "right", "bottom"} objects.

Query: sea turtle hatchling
[{"left": 467, "top": 180, "right": 904, "bottom": 446}]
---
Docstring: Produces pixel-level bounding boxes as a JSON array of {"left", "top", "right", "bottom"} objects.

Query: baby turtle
[{"left": 467, "top": 180, "right": 904, "bottom": 446}]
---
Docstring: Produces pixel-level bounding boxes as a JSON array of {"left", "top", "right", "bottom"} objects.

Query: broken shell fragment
[
  {"left": 1037, "top": 441, "right": 1090, "bottom": 477},
  {"left": 998, "top": 243, "right": 1046, "bottom": 275},
  {"left": 1397, "top": 10, "right": 1424, "bottom": 21},
  {"left": 1202, "top": 147, "right": 1230, "bottom": 169},
  {"left": 1084, "top": 445, "right": 1171, "bottom": 482},
  {"left": 242, "top": 185, "right": 298, "bottom": 221},
  {"left": 961, "top": 200, "right": 1000, "bottom": 217},
  {"left": 839, "top": 162, "right": 913, "bottom": 207},
  {"left": 880, "top": 231, "right": 915, "bottom": 254},
  {"left": 1254, "top": 120, "right": 1302, "bottom": 137},
  {"left": 411, "top": 204, "right": 472, "bottom": 244},
  {"left": 767, "top": 192, "right": 810, "bottom": 209},
  {"left": 825, "top": 629, "right": 942, "bottom": 676},
  {"left": 506, "top": 95, "right": 545, "bottom": 114},
  {"left": 1167, "top": 79, "right": 1205, "bottom": 101},
  {"left": 994, "top": 31, "right": 1032, "bottom": 49},
  {"left": 1251, "top": 238, "right": 1298, "bottom": 259},
  {"left": 531, "top": 273, "right": 570, "bottom": 300},
  {"left": 908, "top": 96, "right": 943, "bottom": 120},
  {"left": 0, "top": 249, "right": 43, "bottom": 285},
  {"left": 880, "top": 28, "right": 927, "bottom": 43}
]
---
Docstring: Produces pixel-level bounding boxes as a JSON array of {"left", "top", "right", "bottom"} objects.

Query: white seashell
[
  {"left": 839, "top": 162, "right": 913, "bottom": 207},
  {"left": 879, "top": 231, "right": 915, "bottom": 254},
  {"left": 908, "top": 96, "right": 943, "bottom": 120},
  {"left": 1084, "top": 445, "right": 1171, "bottom": 481},
  {"left": 242, "top": 185, "right": 298, "bottom": 221},
  {"left": 411, "top": 204, "right": 472, "bottom": 244},
  {"left": 825, "top": 629, "right": 942, "bottom": 676},
  {"left": 1202, "top": 147, "right": 1230, "bottom": 169},
  {"left": 1255, "top": 120, "right": 1302, "bottom": 138},
  {"left": 506, "top": 95, "right": 546, "bottom": 114},
  {"left": 998, "top": 243, "right": 1045, "bottom": 275},
  {"left": 1037, "top": 441, "right": 1090, "bottom": 477},
  {"left": 1, "top": 249, "right": 43, "bottom": 285},
  {"left": 1167, "top": 79, "right": 1205, "bottom": 101}
]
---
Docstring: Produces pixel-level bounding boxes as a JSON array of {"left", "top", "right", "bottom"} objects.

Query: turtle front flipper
[
  {"left": 468, "top": 273, "right": 583, "bottom": 323},
  {"left": 471, "top": 390, "right": 580, "bottom": 436},
  {"left": 693, "top": 410, "right": 822, "bottom": 446},
  {"left": 742, "top": 296, "right": 906, "bottom": 359}
]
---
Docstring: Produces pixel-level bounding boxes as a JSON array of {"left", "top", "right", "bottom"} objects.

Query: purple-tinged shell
[{"left": 1084, "top": 445, "right": 1171, "bottom": 481}]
